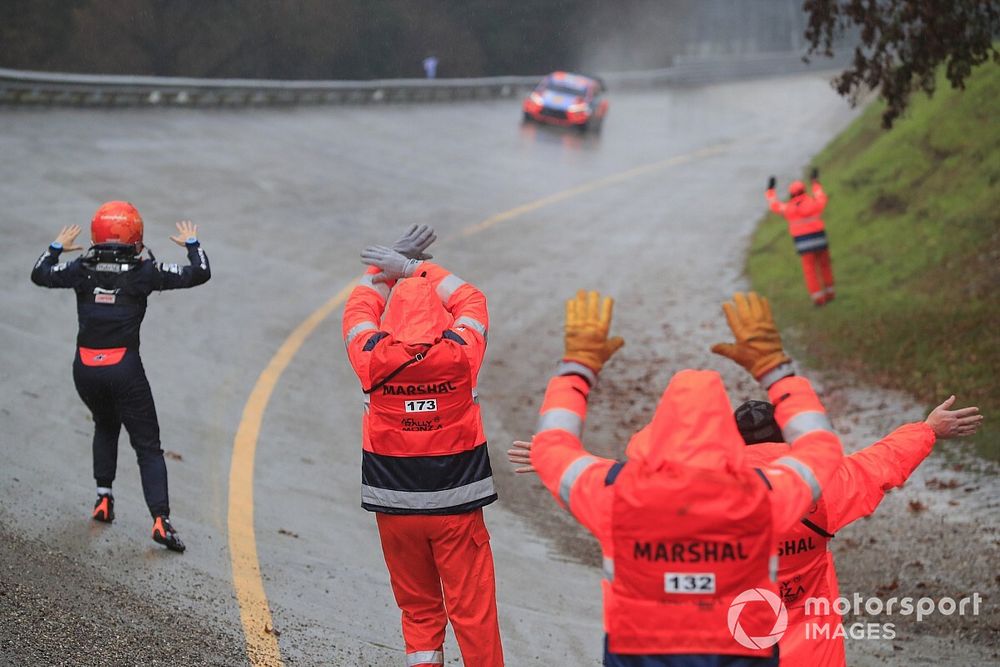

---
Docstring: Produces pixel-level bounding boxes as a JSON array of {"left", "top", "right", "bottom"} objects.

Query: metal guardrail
[{"left": 0, "top": 51, "right": 849, "bottom": 108}]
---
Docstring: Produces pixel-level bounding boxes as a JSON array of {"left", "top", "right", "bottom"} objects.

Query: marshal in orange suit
[{"left": 343, "top": 226, "right": 503, "bottom": 667}]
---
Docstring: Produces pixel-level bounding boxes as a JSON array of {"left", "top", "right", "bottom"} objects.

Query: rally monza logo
[{"left": 727, "top": 587, "right": 788, "bottom": 649}]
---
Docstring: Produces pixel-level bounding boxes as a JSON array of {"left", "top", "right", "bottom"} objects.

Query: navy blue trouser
[
  {"left": 604, "top": 637, "right": 779, "bottom": 667},
  {"left": 73, "top": 349, "right": 169, "bottom": 517}
]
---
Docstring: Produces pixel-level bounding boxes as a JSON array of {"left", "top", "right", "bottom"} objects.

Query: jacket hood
[
  {"left": 628, "top": 369, "right": 745, "bottom": 471},
  {"left": 381, "top": 276, "right": 452, "bottom": 345}
]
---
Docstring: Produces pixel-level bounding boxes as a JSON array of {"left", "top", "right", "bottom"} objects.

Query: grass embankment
[{"left": 749, "top": 64, "right": 1000, "bottom": 460}]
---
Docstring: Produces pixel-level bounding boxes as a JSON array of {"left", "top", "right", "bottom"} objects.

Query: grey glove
[
  {"left": 392, "top": 224, "right": 436, "bottom": 260},
  {"left": 361, "top": 245, "right": 422, "bottom": 283}
]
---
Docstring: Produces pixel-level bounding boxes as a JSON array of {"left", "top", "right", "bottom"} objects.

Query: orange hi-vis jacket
[
  {"left": 530, "top": 367, "right": 844, "bottom": 659},
  {"left": 743, "top": 422, "right": 936, "bottom": 667},
  {"left": 766, "top": 182, "right": 829, "bottom": 254},
  {"left": 343, "top": 262, "right": 496, "bottom": 515}
]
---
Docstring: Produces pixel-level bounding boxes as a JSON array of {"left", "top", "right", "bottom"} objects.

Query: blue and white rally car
[{"left": 522, "top": 71, "right": 609, "bottom": 133}]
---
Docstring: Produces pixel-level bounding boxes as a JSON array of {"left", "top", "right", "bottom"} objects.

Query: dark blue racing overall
[{"left": 31, "top": 241, "right": 210, "bottom": 516}]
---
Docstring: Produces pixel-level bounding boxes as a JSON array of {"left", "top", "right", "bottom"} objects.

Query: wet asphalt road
[{"left": 1, "top": 73, "right": 869, "bottom": 665}]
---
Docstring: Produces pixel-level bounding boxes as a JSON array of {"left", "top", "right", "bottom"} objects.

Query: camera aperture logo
[{"left": 727, "top": 588, "right": 788, "bottom": 649}]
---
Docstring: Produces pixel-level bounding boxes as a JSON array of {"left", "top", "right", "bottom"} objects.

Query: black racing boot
[
  {"left": 92, "top": 494, "right": 114, "bottom": 523},
  {"left": 152, "top": 516, "right": 186, "bottom": 553}
]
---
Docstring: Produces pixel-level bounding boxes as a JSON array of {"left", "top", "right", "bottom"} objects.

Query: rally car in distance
[{"left": 522, "top": 71, "right": 608, "bottom": 133}]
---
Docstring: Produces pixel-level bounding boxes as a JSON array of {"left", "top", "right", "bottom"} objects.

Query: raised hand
[
  {"left": 361, "top": 245, "right": 422, "bottom": 283},
  {"left": 53, "top": 225, "right": 83, "bottom": 252},
  {"left": 710, "top": 292, "right": 790, "bottom": 379},
  {"left": 564, "top": 289, "right": 625, "bottom": 374},
  {"left": 507, "top": 440, "right": 535, "bottom": 474},
  {"left": 169, "top": 220, "right": 198, "bottom": 247},
  {"left": 925, "top": 396, "right": 983, "bottom": 439},
  {"left": 393, "top": 224, "right": 436, "bottom": 260}
]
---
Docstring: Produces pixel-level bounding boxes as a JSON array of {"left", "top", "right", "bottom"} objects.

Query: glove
[
  {"left": 710, "top": 292, "right": 790, "bottom": 379},
  {"left": 767, "top": 176, "right": 776, "bottom": 190},
  {"left": 392, "top": 224, "right": 436, "bottom": 260},
  {"left": 810, "top": 167, "right": 819, "bottom": 181},
  {"left": 564, "top": 290, "right": 625, "bottom": 374},
  {"left": 360, "top": 245, "right": 422, "bottom": 283}
]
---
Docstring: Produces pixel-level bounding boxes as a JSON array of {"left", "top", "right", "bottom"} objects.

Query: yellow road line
[
  {"left": 226, "top": 141, "right": 729, "bottom": 666},
  {"left": 228, "top": 282, "right": 356, "bottom": 666}
]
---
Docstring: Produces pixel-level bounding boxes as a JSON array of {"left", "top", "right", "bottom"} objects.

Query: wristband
[
  {"left": 758, "top": 362, "right": 795, "bottom": 391},
  {"left": 185, "top": 237, "right": 198, "bottom": 245},
  {"left": 556, "top": 360, "right": 597, "bottom": 387},
  {"left": 50, "top": 241, "right": 63, "bottom": 250}
]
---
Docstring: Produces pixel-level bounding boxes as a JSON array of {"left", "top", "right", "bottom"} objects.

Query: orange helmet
[
  {"left": 788, "top": 180, "right": 806, "bottom": 197},
  {"left": 91, "top": 201, "right": 143, "bottom": 247}
]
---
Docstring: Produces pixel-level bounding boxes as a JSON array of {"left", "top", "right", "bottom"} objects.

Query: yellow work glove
[
  {"left": 564, "top": 290, "right": 625, "bottom": 374},
  {"left": 710, "top": 292, "right": 790, "bottom": 379}
]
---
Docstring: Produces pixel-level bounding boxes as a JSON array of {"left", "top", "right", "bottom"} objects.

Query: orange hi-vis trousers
[
  {"left": 376, "top": 509, "right": 504, "bottom": 666},
  {"left": 801, "top": 248, "right": 835, "bottom": 304}
]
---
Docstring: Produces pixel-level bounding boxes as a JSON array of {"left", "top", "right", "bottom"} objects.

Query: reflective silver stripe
[
  {"left": 359, "top": 273, "right": 390, "bottom": 297},
  {"left": 757, "top": 362, "right": 794, "bottom": 390},
  {"left": 472, "top": 387, "right": 479, "bottom": 404},
  {"left": 775, "top": 456, "right": 822, "bottom": 501},
  {"left": 555, "top": 360, "right": 597, "bottom": 387},
  {"left": 454, "top": 315, "right": 487, "bottom": 336},
  {"left": 795, "top": 236, "right": 828, "bottom": 251},
  {"left": 536, "top": 408, "right": 583, "bottom": 438},
  {"left": 782, "top": 411, "right": 834, "bottom": 444},
  {"left": 406, "top": 650, "right": 444, "bottom": 666},
  {"left": 361, "top": 477, "right": 495, "bottom": 511},
  {"left": 603, "top": 556, "right": 615, "bottom": 582},
  {"left": 559, "top": 455, "right": 599, "bottom": 505},
  {"left": 436, "top": 273, "right": 466, "bottom": 302},
  {"left": 344, "top": 320, "right": 377, "bottom": 344},
  {"left": 769, "top": 555, "right": 778, "bottom": 582}
]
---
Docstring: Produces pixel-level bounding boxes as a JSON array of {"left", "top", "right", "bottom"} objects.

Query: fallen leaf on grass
[
  {"left": 926, "top": 477, "right": 960, "bottom": 490},
  {"left": 908, "top": 500, "right": 928, "bottom": 512},
  {"left": 877, "top": 579, "right": 899, "bottom": 593}
]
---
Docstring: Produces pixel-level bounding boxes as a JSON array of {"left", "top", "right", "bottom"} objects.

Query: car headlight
[
  {"left": 530, "top": 92, "right": 544, "bottom": 105},
  {"left": 567, "top": 103, "right": 588, "bottom": 114}
]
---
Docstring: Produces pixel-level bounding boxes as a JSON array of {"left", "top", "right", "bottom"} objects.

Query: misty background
[{"left": 1, "top": 0, "right": 831, "bottom": 80}]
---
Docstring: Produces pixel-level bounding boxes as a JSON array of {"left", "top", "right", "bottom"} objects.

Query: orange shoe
[
  {"left": 92, "top": 494, "right": 114, "bottom": 523},
  {"left": 152, "top": 516, "right": 186, "bottom": 553}
]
